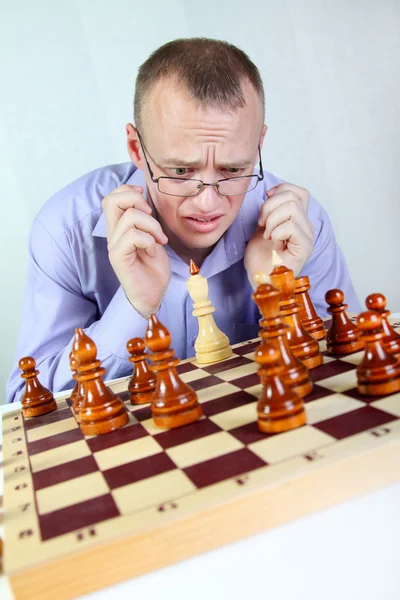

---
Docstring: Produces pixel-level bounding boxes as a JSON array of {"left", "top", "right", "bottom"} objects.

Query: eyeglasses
[{"left": 136, "top": 131, "right": 264, "bottom": 198}]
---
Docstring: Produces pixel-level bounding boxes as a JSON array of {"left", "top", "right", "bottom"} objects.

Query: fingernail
[{"left": 267, "top": 186, "right": 277, "bottom": 196}]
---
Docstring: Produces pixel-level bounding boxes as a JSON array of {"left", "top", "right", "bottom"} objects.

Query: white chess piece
[{"left": 187, "top": 262, "right": 233, "bottom": 364}]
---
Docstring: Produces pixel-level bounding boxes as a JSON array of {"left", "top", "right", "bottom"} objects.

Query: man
[{"left": 7, "top": 38, "right": 360, "bottom": 403}]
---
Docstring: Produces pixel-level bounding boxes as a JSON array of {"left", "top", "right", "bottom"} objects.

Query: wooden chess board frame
[{"left": 3, "top": 328, "right": 400, "bottom": 600}]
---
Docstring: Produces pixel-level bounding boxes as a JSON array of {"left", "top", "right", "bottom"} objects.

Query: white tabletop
[{"left": 1, "top": 394, "right": 400, "bottom": 600}]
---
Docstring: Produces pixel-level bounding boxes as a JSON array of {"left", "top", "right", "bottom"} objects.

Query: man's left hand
[{"left": 244, "top": 182, "right": 314, "bottom": 287}]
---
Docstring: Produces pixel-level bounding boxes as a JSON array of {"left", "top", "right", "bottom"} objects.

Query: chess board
[{"left": 3, "top": 329, "right": 400, "bottom": 600}]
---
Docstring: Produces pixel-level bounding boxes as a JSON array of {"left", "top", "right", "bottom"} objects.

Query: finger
[
  {"left": 270, "top": 220, "right": 312, "bottom": 255},
  {"left": 258, "top": 190, "right": 306, "bottom": 227},
  {"left": 102, "top": 187, "right": 151, "bottom": 237},
  {"left": 108, "top": 208, "right": 168, "bottom": 250},
  {"left": 266, "top": 183, "right": 309, "bottom": 211},
  {"left": 263, "top": 202, "right": 313, "bottom": 241},
  {"left": 109, "top": 227, "right": 158, "bottom": 261}
]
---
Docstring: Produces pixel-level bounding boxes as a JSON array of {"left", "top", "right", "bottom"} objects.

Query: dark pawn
[
  {"left": 270, "top": 265, "right": 323, "bottom": 369},
  {"left": 325, "top": 289, "right": 364, "bottom": 355},
  {"left": 69, "top": 352, "right": 84, "bottom": 422},
  {"left": 19, "top": 357, "right": 57, "bottom": 418},
  {"left": 366, "top": 293, "right": 400, "bottom": 359},
  {"left": 73, "top": 329, "right": 129, "bottom": 436},
  {"left": 256, "top": 344, "right": 306, "bottom": 434},
  {"left": 145, "top": 314, "right": 202, "bottom": 429},
  {"left": 252, "top": 282, "right": 313, "bottom": 398},
  {"left": 127, "top": 337, "right": 157, "bottom": 404},
  {"left": 295, "top": 275, "right": 326, "bottom": 341},
  {"left": 356, "top": 311, "right": 400, "bottom": 396}
]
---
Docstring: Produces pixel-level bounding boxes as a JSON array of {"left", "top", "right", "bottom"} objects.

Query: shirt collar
[{"left": 93, "top": 166, "right": 263, "bottom": 278}]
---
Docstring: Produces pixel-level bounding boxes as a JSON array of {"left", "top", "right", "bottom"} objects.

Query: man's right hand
[{"left": 102, "top": 184, "right": 171, "bottom": 318}]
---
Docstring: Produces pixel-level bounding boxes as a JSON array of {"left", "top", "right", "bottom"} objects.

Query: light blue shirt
[{"left": 7, "top": 163, "right": 360, "bottom": 403}]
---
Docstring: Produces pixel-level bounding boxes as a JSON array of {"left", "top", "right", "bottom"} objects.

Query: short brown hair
[{"left": 134, "top": 38, "right": 265, "bottom": 130}]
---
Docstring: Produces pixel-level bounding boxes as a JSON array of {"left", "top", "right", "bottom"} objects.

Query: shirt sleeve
[
  {"left": 6, "top": 219, "right": 152, "bottom": 403},
  {"left": 301, "top": 199, "right": 361, "bottom": 318}
]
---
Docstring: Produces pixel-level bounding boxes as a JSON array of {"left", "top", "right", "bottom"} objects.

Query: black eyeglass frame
[{"left": 136, "top": 130, "right": 264, "bottom": 198}]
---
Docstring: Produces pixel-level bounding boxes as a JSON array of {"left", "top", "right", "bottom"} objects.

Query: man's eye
[
  {"left": 224, "top": 168, "right": 241, "bottom": 175},
  {"left": 171, "top": 168, "right": 190, "bottom": 176}
]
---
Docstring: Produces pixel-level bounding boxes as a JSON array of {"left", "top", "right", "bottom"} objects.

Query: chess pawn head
[
  {"left": 19, "top": 356, "right": 57, "bottom": 417},
  {"left": 365, "top": 293, "right": 387, "bottom": 314},
  {"left": 325, "top": 288, "right": 346, "bottom": 309}
]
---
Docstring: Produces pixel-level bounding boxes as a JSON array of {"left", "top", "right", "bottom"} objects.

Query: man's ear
[
  {"left": 260, "top": 124, "right": 268, "bottom": 149},
  {"left": 126, "top": 123, "right": 146, "bottom": 169}
]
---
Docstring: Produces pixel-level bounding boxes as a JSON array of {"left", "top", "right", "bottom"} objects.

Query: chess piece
[
  {"left": 19, "top": 357, "right": 57, "bottom": 417},
  {"left": 186, "top": 260, "right": 232, "bottom": 363},
  {"left": 127, "top": 337, "right": 157, "bottom": 404},
  {"left": 366, "top": 293, "right": 400, "bottom": 358},
  {"left": 145, "top": 314, "right": 203, "bottom": 428},
  {"left": 73, "top": 329, "right": 129, "bottom": 435},
  {"left": 295, "top": 275, "right": 326, "bottom": 341},
  {"left": 325, "top": 289, "right": 364, "bottom": 355},
  {"left": 69, "top": 352, "right": 79, "bottom": 405},
  {"left": 356, "top": 311, "right": 400, "bottom": 396},
  {"left": 256, "top": 343, "right": 306, "bottom": 433},
  {"left": 252, "top": 279, "right": 313, "bottom": 398},
  {"left": 269, "top": 265, "right": 323, "bottom": 369},
  {"left": 69, "top": 352, "right": 84, "bottom": 422}
]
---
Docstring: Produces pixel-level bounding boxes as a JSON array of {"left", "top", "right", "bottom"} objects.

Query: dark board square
[
  {"left": 342, "top": 387, "right": 396, "bottom": 403},
  {"left": 176, "top": 362, "right": 198, "bottom": 375},
  {"left": 184, "top": 448, "right": 266, "bottom": 488},
  {"left": 103, "top": 453, "right": 176, "bottom": 490},
  {"left": 39, "top": 494, "right": 119, "bottom": 541},
  {"left": 201, "top": 390, "right": 257, "bottom": 417},
  {"left": 154, "top": 419, "right": 222, "bottom": 450},
  {"left": 27, "top": 428, "right": 84, "bottom": 456},
  {"left": 229, "top": 372, "right": 260, "bottom": 390},
  {"left": 130, "top": 405, "right": 152, "bottom": 422},
  {"left": 228, "top": 421, "right": 267, "bottom": 446},
  {"left": 313, "top": 406, "right": 398, "bottom": 440},
  {"left": 303, "top": 384, "right": 334, "bottom": 403},
  {"left": 202, "top": 356, "right": 253, "bottom": 375},
  {"left": 118, "top": 390, "right": 131, "bottom": 403},
  {"left": 310, "top": 360, "right": 355, "bottom": 383},
  {"left": 189, "top": 375, "right": 224, "bottom": 391},
  {"left": 232, "top": 340, "right": 260, "bottom": 356},
  {"left": 87, "top": 423, "right": 149, "bottom": 453},
  {"left": 23, "top": 407, "right": 73, "bottom": 431},
  {"left": 32, "top": 456, "right": 98, "bottom": 491}
]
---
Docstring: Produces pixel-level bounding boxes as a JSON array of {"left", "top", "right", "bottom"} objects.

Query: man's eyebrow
[{"left": 159, "top": 157, "right": 254, "bottom": 168}]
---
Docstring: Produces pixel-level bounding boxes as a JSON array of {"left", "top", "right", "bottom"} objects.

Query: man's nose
[{"left": 191, "top": 183, "right": 220, "bottom": 212}]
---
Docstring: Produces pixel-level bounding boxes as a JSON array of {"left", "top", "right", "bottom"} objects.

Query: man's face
[{"left": 127, "top": 77, "right": 266, "bottom": 255}]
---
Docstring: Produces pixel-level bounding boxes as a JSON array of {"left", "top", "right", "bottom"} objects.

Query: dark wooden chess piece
[
  {"left": 19, "top": 357, "right": 57, "bottom": 417},
  {"left": 356, "top": 311, "right": 400, "bottom": 396},
  {"left": 366, "top": 293, "right": 400, "bottom": 359},
  {"left": 325, "top": 289, "right": 364, "bottom": 355},
  {"left": 73, "top": 328, "right": 129, "bottom": 435},
  {"left": 252, "top": 281, "right": 313, "bottom": 398},
  {"left": 255, "top": 344, "right": 306, "bottom": 433},
  {"left": 145, "top": 314, "right": 203, "bottom": 428},
  {"left": 127, "top": 337, "right": 157, "bottom": 404},
  {"left": 69, "top": 352, "right": 84, "bottom": 422},
  {"left": 269, "top": 265, "right": 323, "bottom": 369},
  {"left": 295, "top": 275, "right": 326, "bottom": 341}
]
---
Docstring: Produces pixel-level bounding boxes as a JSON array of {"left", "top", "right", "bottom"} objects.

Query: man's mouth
[{"left": 184, "top": 214, "right": 223, "bottom": 232}]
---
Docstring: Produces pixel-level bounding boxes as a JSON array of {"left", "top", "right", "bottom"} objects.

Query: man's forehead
[{"left": 141, "top": 76, "right": 263, "bottom": 134}]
